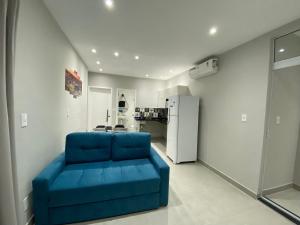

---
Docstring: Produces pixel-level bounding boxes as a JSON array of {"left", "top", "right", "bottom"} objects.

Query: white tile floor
[
  {"left": 267, "top": 188, "right": 300, "bottom": 217},
  {"left": 73, "top": 141, "right": 294, "bottom": 225}
]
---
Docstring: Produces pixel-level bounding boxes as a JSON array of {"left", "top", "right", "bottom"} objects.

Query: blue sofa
[{"left": 32, "top": 132, "right": 169, "bottom": 225}]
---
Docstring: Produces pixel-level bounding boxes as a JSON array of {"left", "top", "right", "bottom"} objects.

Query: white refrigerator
[{"left": 166, "top": 96, "right": 199, "bottom": 164}]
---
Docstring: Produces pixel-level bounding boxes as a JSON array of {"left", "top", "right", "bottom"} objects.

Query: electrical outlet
[
  {"left": 21, "top": 113, "right": 28, "bottom": 128},
  {"left": 276, "top": 116, "right": 281, "bottom": 125}
]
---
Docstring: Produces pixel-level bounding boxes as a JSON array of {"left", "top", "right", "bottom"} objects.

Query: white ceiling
[{"left": 43, "top": 0, "right": 300, "bottom": 80}]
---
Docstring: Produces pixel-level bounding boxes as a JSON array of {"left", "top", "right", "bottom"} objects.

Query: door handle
[{"left": 106, "top": 109, "right": 109, "bottom": 123}]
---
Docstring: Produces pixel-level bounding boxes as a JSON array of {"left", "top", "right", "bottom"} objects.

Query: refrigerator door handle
[{"left": 167, "top": 107, "right": 171, "bottom": 124}]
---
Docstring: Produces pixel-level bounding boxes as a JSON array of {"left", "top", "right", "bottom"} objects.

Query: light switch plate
[
  {"left": 241, "top": 114, "right": 247, "bottom": 122},
  {"left": 276, "top": 116, "right": 281, "bottom": 125},
  {"left": 21, "top": 113, "right": 28, "bottom": 128}
]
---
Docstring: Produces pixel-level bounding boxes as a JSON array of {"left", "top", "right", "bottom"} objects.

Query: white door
[
  {"left": 88, "top": 87, "right": 112, "bottom": 130},
  {"left": 166, "top": 115, "right": 178, "bottom": 163}
]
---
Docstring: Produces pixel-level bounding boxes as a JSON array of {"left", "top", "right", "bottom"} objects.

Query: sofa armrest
[
  {"left": 149, "top": 147, "right": 170, "bottom": 206},
  {"left": 32, "top": 153, "right": 65, "bottom": 225}
]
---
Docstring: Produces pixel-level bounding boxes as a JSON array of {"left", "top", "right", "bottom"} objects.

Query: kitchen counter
[{"left": 134, "top": 117, "right": 168, "bottom": 124}]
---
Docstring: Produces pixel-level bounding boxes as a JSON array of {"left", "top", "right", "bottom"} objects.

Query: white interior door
[{"left": 88, "top": 87, "right": 112, "bottom": 130}]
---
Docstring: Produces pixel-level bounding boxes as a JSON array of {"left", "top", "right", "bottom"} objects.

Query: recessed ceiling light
[
  {"left": 279, "top": 48, "right": 285, "bottom": 53},
  {"left": 91, "top": 48, "right": 97, "bottom": 53},
  {"left": 104, "top": 0, "right": 114, "bottom": 9},
  {"left": 209, "top": 26, "right": 218, "bottom": 36},
  {"left": 114, "top": 52, "right": 119, "bottom": 57},
  {"left": 99, "top": 68, "right": 103, "bottom": 72},
  {"left": 145, "top": 74, "right": 149, "bottom": 77},
  {"left": 96, "top": 60, "right": 100, "bottom": 65},
  {"left": 135, "top": 55, "right": 140, "bottom": 60}
]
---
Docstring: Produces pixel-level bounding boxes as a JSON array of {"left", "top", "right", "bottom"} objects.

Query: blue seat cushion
[
  {"left": 65, "top": 132, "right": 112, "bottom": 164},
  {"left": 48, "top": 159, "right": 160, "bottom": 207},
  {"left": 112, "top": 132, "right": 151, "bottom": 161}
]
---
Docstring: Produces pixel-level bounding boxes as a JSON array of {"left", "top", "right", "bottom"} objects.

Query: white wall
[
  {"left": 88, "top": 72, "right": 166, "bottom": 127},
  {"left": 14, "top": 0, "right": 88, "bottom": 224},
  {"left": 167, "top": 35, "right": 271, "bottom": 194},
  {"left": 166, "top": 18, "right": 300, "bottom": 195},
  {"left": 263, "top": 65, "right": 300, "bottom": 190}
]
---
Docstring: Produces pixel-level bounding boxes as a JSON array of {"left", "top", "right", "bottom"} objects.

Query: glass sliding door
[{"left": 261, "top": 29, "right": 300, "bottom": 223}]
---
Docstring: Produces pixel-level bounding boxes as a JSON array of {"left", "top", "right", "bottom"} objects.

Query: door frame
[
  {"left": 259, "top": 27, "right": 300, "bottom": 196},
  {"left": 258, "top": 27, "right": 300, "bottom": 224},
  {"left": 87, "top": 86, "right": 113, "bottom": 130}
]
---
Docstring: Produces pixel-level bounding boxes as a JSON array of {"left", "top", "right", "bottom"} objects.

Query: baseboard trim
[
  {"left": 293, "top": 184, "right": 300, "bottom": 191},
  {"left": 199, "top": 160, "right": 258, "bottom": 199},
  {"left": 262, "top": 183, "right": 293, "bottom": 195}
]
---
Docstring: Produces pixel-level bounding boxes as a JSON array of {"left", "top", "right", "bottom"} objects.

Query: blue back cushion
[
  {"left": 65, "top": 132, "right": 112, "bottom": 164},
  {"left": 112, "top": 132, "right": 151, "bottom": 161}
]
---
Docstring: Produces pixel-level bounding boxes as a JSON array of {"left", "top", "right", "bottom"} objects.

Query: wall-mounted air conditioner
[{"left": 189, "top": 58, "right": 219, "bottom": 79}]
